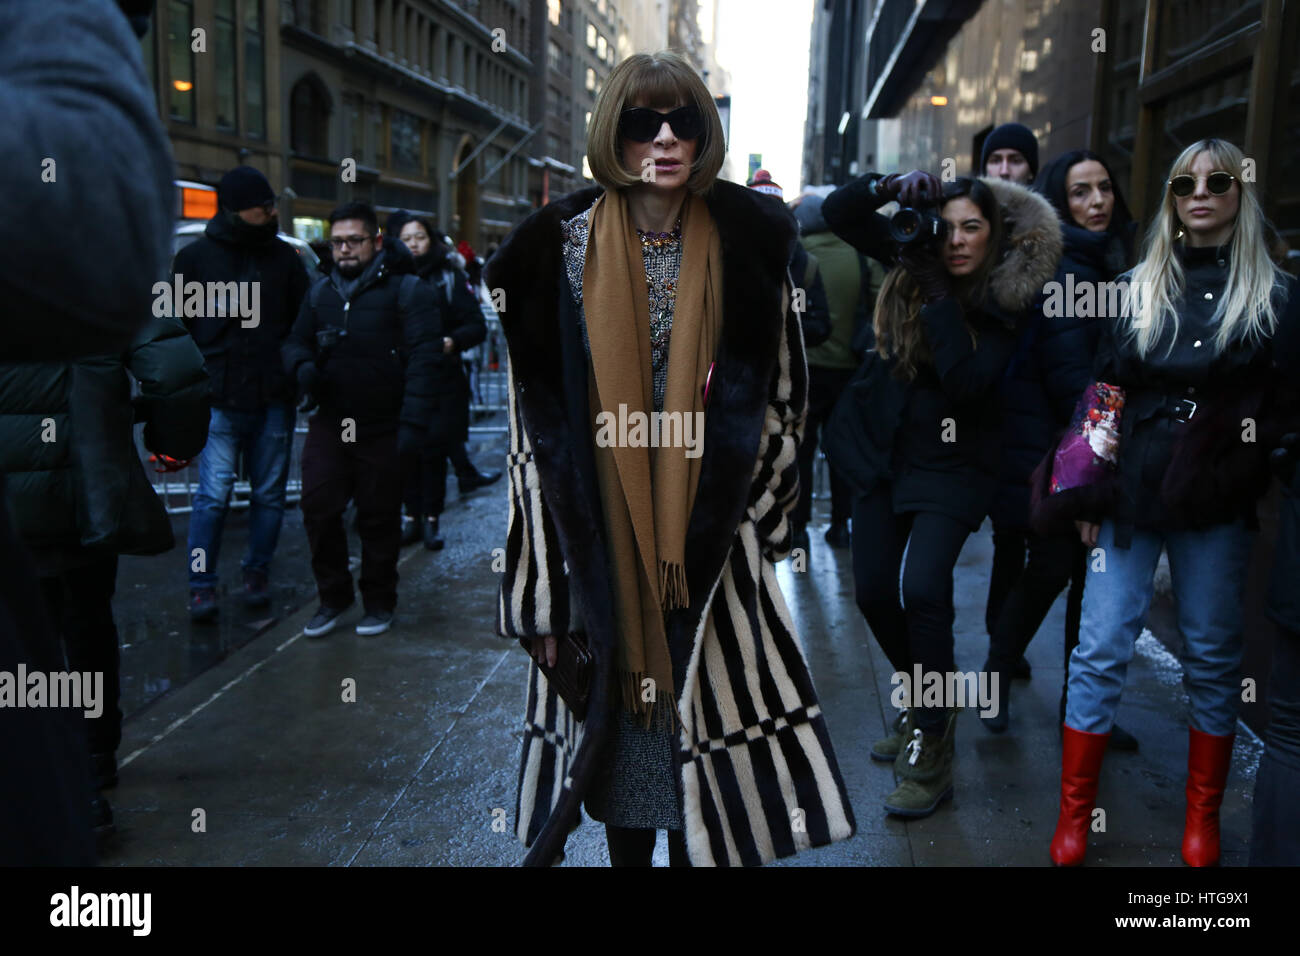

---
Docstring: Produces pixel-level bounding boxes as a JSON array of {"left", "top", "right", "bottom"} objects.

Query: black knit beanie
[
  {"left": 217, "top": 166, "right": 276, "bottom": 212},
  {"left": 980, "top": 123, "right": 1039, "bottom": 178}
]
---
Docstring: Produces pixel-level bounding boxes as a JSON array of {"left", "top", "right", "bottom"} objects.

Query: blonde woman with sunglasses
[{"left": 1050, "top": 139, "right": 1296, "bottom": 866}]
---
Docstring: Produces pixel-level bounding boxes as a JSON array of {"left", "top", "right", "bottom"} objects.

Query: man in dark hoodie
[
  {"left": 173, "top": 165, "right": 310, "bottom": 620},
  {"left": 282, "top": 202, "right": 441, "bottom": 637}
]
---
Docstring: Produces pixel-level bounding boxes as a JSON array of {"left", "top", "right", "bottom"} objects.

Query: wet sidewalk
[{"left": 100, "top": 438, "right": 1262, "bottom": 866}]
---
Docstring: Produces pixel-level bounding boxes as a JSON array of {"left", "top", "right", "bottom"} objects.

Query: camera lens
[{"left": 890, "top": 208, "right": 923, "bottom": 243}]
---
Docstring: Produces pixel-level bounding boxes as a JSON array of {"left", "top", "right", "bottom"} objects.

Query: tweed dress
[{"left": 559, "top": 203, "right": 684, "bottom": 831}]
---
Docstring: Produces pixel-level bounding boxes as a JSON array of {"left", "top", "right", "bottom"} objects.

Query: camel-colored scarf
[{"left": 583, "top": 189, "right": 722, "bottom": 727}]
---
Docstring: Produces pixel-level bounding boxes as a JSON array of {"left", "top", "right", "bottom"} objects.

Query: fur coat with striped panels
[{"left": 484, "top": 179, "right": 857, "bottom": 866}]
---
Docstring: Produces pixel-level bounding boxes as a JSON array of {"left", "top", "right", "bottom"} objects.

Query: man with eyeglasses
[
  {"left": 282, "top": 202, "right": 441, "bottom": 637},
  {"left": 174, "top": 165, "right": 311, "bottom": 622}
]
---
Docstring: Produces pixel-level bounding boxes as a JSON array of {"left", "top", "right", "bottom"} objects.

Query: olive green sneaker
[
  {"left": 883, "top": 708, "right": 957, "bottom": 818},
  {"left": 870, "top": 707, "right": 909, "bottom": 762}
]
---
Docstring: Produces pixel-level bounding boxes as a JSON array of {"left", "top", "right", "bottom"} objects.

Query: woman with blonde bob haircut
[
  {"left": 485, "top": 50, "right": 856, "bottom": 867},
  {"left": 1048, "top": 138, "right": 1296, "bottom": 866}
]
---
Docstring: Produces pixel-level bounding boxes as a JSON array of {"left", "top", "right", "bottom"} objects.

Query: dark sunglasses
[
  {"left": 618, "top": 105, "right": 704, "bottom": 143},
  {"left": 1168, "top": 171, "right": 1237, "bottom": 197}
]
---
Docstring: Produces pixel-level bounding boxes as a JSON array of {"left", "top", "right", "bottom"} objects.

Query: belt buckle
[{"left": 1171, "top": 397, "right": 1197, "bottom": 423}]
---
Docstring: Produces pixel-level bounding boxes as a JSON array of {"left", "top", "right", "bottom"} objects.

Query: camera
[
  {"left": 889, "top": 204, "right": 949, "bottom": 246},
  {"left": 315, "top": 327, "right": 348, "bottom": 350}
]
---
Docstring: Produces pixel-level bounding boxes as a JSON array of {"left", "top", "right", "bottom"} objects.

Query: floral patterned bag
[{"left": 1049, "top": 382, "right": 1126, "bottom": 494}]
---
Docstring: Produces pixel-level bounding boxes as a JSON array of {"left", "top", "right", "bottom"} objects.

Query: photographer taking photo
[{"left": 822, "top": 169, "right": 1062, "bottom": 818}]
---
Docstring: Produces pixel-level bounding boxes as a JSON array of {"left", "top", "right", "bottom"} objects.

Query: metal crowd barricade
[
  {"left": 148, "top": 296, "right": 509, "bottom": 516},
  {"left": 144, "top": 421, "right": 310, "bottom": 516}
]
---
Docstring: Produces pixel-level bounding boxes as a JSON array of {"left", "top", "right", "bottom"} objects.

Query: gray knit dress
[{"left": 560, "top": 203, "right": 685, "bottom": 831}]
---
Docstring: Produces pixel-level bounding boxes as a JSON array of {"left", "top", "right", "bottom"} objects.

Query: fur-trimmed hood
[{"left": 981, "top": 176, "right": 1063, "bottom": 315}]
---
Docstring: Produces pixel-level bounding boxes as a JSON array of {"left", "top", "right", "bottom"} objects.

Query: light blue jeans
[
  {"left": 187, "top": 403, "right": 295, "bottom": 589},
  {"left": 1065, "top": 519, "right": 1254, "bottom": 736}
]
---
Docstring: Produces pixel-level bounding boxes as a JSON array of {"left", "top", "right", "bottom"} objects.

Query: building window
[
  {"left": 167, "top": 0, "right": 195, "bottom": 123},
  {"left": 290, "top": 76, "right": 330, "bottom": 158},
  {"left": 346, "top": 93, "right": 365, "bottom": 162},
  {"left": 244, "top": 0, "right": 266, "bottom": 138},
  {"left": 548, "top": 39, "right": 562, "bottom": 73},
  {"left": 547, "top": 132, "right": 561, "bottom": 157},
  {"left": 372, "top": 105, "right": 388, "bottom": 168},
  {"left": 391, "top": 108, "right": 422, "bottom": 172},
  {"left": 587, "top": 22, "right": 596, "bottom": 48},
  {"left": 341, "top": 0, "right": 354, "bottom": 32},
  {"left": 596, "top": 34, "right": 606, "bottom": 59},
  {"left": 293, "top": 0, "right": 326, "bottom": 34},
  {"left": 548, "top": 0, "right": 561, "bottom": 26},
  {"left": 214, "top": 0, "right": 237, "bottom": 130},
  {"left": 585, "top": 67, "right": 595, "bottom": 91}
]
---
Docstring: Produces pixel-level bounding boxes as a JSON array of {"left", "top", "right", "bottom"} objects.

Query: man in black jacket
[
  {"left": 283, "top": 202, "right": 441, "bottom": 637},
  {"left": 174, "top": 165, "right": 311, "bottom": 620}
]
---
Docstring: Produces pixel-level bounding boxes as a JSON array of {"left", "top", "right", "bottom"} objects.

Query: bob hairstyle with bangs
[{"left": 586, "top": 50, "right": 725, "bottom": 195}]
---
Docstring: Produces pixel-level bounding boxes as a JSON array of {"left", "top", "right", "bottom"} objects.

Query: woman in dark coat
[
  {"left": 486, "top": 50, "right": 856, "bottom": 866},
  {"left": 822, "top": 171, "right": 1062, "bottom": 818},
  {"left": 981, "top": 150, "right": 1137, "bottom": 741},
  {"left": 394, "top": 216, "right": 491, "bottom": 549},
  {"left": 1048, "top": 138, "right": 1296, "bottom": 866}
]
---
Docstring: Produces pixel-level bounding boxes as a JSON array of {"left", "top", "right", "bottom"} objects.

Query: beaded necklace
[{"left": 635, "top": 219, "right": 683, "bottom": 249}]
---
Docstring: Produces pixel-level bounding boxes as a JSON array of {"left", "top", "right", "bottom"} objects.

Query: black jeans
[
  {"left": 605, "top": 824, "right": 690, "bottom": 866},
  {"left": 401, "top": 440, "right": 450, "bottom": 519},
  {"left": 38, "top": 554, "right": 122, "bottom": 757},
  {"left": 851, "top": 489, "right": 972, "bottom": 733},
  {"left": 986, "top": 528, "right": 1085, "bottom": 698},
  {"left": 300, "top": 416, "right": 402, "bottom": 613},
  {"left": 794, "top": 366, "right": 855, "bottom": 527},
  {"left": 1251, "top": 624, "right": 1300, "bottom": 865}
]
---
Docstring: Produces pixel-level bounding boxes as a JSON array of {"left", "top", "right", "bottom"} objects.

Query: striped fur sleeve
[
  {"left": 747, "top": 282, "right": 809, "bottom": 561},
  {"left": 497, "top": 365, "right": 571, "bottom": 640}
]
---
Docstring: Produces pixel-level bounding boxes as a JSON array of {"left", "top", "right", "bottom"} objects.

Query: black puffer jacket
[
  {"left": 413, "top": 249, "right": 486, "bottom": 444},
  {"left": 1089, "top": 243, "right": 1297, "bottom": 548},
  {"left": 991, "top": 221, "right": 1133, "bottom": 528},
  {"left": 0, "top": 312, "right": 211, "bottom": 574},
  {"left": 282, "top": 241, "right": 441, "bottom": 432},
  {"left": 822, "top": 173, "right": 1063, "bottom": 530},
  {"left": 172, "top": 212, "right": 310, "bottom": 410}
]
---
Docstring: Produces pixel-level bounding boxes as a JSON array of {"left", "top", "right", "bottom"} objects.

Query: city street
[{"left": 100, "top": 432, "right": 1263, "bottom": 867}]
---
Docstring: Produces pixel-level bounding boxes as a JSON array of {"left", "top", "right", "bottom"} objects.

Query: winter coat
[
  {"left": 171, "top": 212, "right": 311, "bottom": 411},
  {"left": 789, "top": 241, "right": 832, "bottom": 349},
  {"left": 486, "top": 180, "right": 857, "bottom": 867},
  {"left": 281, "top": 242, "right": 442, "bottom": 434},
  {"left": 0, "top": 0, "right": 180, "bottom": 865},
  {"left": 0, "top": 312, "right": 211, "bottom": 574},
  {"left": 414, "top": 256, "right": 486, "bottom": 445},
  {"left": 800, "top": 220, "right": 879, "bottom": 371},
  {"left": 1268, "top": 285, "right": 1300, "bottom": 631},
  {"left": 821, "top": 174, "right": 1063, "bottom": 530},
  {"left": 1073, "top": 244, "right": 1297, "bottom": 548},
  {"left": 990, "top": 221, "right": 1132, "bottom": 529}
]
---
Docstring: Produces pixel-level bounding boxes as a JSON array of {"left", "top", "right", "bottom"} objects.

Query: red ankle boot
[
  {"left": 1182, "top": 727, "right": 1234, "bottom": 866},
  {"left": 1050, "top": 725, "right": 1111, "bottom": 866}
]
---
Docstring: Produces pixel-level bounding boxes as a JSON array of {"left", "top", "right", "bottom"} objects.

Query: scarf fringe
[
  {"left": 619, "top": 668, "right": 681, "bottom": 733},
  {"left": 658, "top": 559, "right": 690, "bottom": 611}
]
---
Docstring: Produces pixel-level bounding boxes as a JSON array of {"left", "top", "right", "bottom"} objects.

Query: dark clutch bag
[{"left": 518, "top": 631, "right": 592, "bottom": 721}]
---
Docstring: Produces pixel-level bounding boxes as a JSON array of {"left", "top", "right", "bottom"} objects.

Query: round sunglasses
[
  {"left": 618, "top": 105, "right": 704, "bottom": 143},
  {"left": 1168, "top": 171, "right": 1237, "bottom": 197}
]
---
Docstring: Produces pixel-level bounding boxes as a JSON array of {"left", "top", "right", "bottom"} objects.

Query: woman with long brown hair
[
  {"left": 823, "top": 170, "right": 1062, "bottom": 818},
  {"left": 486, "top": 50, "right": 856, "bottom": 866}
]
